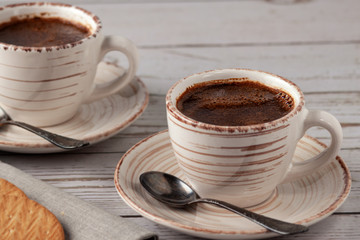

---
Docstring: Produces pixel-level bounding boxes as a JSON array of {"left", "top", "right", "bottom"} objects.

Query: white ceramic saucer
[
  {"left": 115, "top": 130, "right": 351, "bottom": 240},
  {"left": 0, "top": 62, "right": 148, "bottom": 153}
]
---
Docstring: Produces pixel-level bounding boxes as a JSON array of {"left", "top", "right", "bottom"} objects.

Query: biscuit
[
  {"left": 0, "top": 178, "right": 26, "bottom": 197},
  {"left": 0, "top": 179, "right": 65, "bottom": 240}
]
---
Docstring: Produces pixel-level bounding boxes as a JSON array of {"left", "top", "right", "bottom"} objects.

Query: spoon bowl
[
  {"left": 140, "top": 170, "right": 196, "bottom": 207},
  {"left": 140, "top": 171, "right": 309, "bottom": 236}
]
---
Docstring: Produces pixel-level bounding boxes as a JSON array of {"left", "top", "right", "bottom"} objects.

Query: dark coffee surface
[
  {"left": 0, "top": 17, "right": 91, "bottom": 47},
  {"left": 176, "top": 80, "right": 294, "bottom": 126}
]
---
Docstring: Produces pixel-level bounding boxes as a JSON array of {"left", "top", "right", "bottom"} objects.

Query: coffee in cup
[
  {"left": 176, "top": 80, "right": 294, "bottom": 126},
  {"left": 0, "top": 3, "right": 138, "bottom": 126},
  {"left": 166, "top": 69, "right": 342, "bottom": 207},
  {"left": 0, "top": 16, "right": 91, "bottom": 47}
]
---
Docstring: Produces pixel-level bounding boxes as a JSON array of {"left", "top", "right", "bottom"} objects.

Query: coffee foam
[
  {"left": 177, "top": 80, "right": 295, "bottom": 126},
  {"left": 191, "top": 81, "right": 293, "bottom": 110}
]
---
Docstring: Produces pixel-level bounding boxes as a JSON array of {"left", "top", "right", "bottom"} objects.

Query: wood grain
[
  {"left": 128, "top": 215, "right": 360, "bottom": 240},
  {"left": 134, "top": 44, "right": 360, "bottom": 94},
  {"left": 81, "top": 0, "right": 360, "bottom": 46}
]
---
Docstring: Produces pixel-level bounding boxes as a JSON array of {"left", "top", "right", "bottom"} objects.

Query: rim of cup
[
  {"left": 0, "top": 2, "right": 101, "bottom": 52},
  {"left": 166, "top": 68, "right": 305, "bottom": 133}
]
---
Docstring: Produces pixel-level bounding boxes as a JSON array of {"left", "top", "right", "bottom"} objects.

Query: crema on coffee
[
  {"left": 0, "top": 17, "right": 91, "bottom": 47},
  {"left": 176, "top": 80, "right": 294, "bottom": 126}
]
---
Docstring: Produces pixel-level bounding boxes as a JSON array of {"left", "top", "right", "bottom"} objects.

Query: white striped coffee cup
[
  {"left": 0, "top": 3, "right": 138, "bottom": 126},
  {"left": 166, "top": 69, "right": 342, "bottom": 207}
]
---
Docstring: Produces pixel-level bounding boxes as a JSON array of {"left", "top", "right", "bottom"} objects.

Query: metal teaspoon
[
  {"left": 140, "top": 171, "right": 309, "bottom": 235},
  {"left": 0, "top": 106, "right": 89, "bottom": 149}
]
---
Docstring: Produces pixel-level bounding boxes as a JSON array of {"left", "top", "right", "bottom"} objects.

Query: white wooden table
[{"left": 2, "top": 0, "right": 359, "bottom": 239}]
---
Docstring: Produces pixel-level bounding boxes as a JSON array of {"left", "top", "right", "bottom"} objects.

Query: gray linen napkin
[{"left": 0, "top": 161, "right": 157, "bottom": 240}]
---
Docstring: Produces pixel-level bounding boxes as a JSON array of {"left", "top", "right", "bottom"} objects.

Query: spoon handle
[
  {"left": 5, "top": 120, "right": 89, "bottom": 149},
  {"left": 192, "top": 198, "right": 308, "bottom": 235}
]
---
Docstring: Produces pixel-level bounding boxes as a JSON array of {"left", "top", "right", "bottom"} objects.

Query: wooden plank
[
  {"left": 131, "top": 44, "right": 360, "bottom": 94},
  {"left": 78, "top": 0, "right": 360, "bottom": 47},
  {"left": 1, "top": 0, "right": 231, "bottom": 5},
  {"left": 128, "top": 214, "right": 360, "bottom": 239}
]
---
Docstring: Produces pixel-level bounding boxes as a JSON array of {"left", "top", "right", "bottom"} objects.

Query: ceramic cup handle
[
  {"left": 283, "top": 109, "right": 343, "bottom": 182},
  {"left": 85, "top": 36, "right": 138, "bottom": 103}
]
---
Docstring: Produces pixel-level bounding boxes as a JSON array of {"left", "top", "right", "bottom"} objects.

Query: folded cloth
[{"left": 0, "top": 161, "right": 157, "bottom": 240}]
